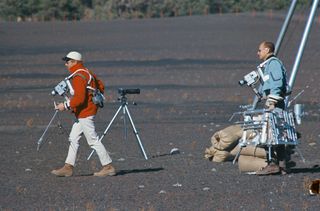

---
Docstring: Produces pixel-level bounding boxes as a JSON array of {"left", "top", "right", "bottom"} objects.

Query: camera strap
[
  {"left": 66, "top": 68, "right": 93, "bottom": 85},
  {"left": 257, "top": 56, "right": 276, "bottom": 69},
  {"left": 66, "top": 69, "right": 97, "bottom": 94},
  {"left": 257, "top": 56, "right": 279, "bottom": 82}
]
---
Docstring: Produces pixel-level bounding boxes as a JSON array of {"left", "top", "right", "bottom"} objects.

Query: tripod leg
[
  {"left": 124, "top": 105, "right": 148, "bottom": 160},
  {"left": 122, "top": 106, "right": 128, "bottom": 142},
  {"left": 87, "top": 105, "right": 123, "bottom": 160},
  {"left": 37, "top": 110, "right": 59, "bottom": 151}
]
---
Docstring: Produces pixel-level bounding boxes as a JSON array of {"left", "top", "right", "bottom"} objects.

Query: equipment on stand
[
  {"left": 230, "top": 106, "right": 303, "bottom": 164},
  {"left": 87, "top": 88, "right": 148, "bottom": 160},
  {"left": 229, "top": 0, "right": 320, "bottom": 164}
]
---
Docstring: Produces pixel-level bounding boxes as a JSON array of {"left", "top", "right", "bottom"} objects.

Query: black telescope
[{"left": 118, "top": 88, "right": 140, "bottom": 96}]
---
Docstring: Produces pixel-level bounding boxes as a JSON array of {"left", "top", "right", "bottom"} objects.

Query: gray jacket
[{"left": 260, "top": 56, "right": 287, "bottom": 98}]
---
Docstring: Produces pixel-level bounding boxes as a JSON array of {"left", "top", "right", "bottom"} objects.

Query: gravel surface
[{"left": 1, "top": 12, "right": 320, "bottom": 210}]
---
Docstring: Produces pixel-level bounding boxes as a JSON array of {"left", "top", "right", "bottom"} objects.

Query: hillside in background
[{"left": 0, "top": 0, "right": 311, "bottom": 21}]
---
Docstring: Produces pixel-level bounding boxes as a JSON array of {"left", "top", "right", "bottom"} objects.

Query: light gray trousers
[{"left": 65, "top": 116, "right": 112, "bottom": 166}]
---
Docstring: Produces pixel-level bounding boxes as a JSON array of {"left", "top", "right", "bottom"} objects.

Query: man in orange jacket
[{"left": 51, "top": 51, "right": 115, "bottom": 177}]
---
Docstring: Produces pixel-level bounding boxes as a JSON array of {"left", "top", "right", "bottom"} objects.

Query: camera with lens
[
  {"left": 238, "top": 71, "right": 259, "bottom": 86},
  {"left": 51, "top": 78, "right": 74, "bottom": 97},
  {"left": 118, "top": 88, "right": 140, "bottom": 96},
  {"left": 51, "top": 80, "right": 69, "bottom": 96}
]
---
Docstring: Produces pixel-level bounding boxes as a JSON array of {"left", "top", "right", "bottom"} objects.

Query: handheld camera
[
  {"left": 51, "top": 80, "right": 69, "bottom": 96},
  {"left": 51, "top": 79, "right": 74, "bottom": 97},
  {"left": 239, "top": 71, "right": 262, "bottom": 99},
  {"left": 238, "top": 71, "right": 259, "bottom": 86}
]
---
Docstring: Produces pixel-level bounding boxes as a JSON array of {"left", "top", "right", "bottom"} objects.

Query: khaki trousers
[{"left": 65, "top": 116, "right": 112, "bottom": 166}]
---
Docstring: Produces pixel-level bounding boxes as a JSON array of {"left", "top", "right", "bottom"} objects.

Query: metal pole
[
  {"left": 275, "top": 0, "right": 298, "bottom": 55},
  {"left": 286, "top": 0, "right": 319, "bottom": 106}
]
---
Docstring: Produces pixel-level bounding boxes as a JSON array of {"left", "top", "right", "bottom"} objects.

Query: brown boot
[
  {"left": 94, "top": 164, "right": 116, "bottom": 177},
  {"left": 256, "top": 163, "right": 280, "bottom": 176},
  {"left": 51, "top": 164, "right": 73, "bottom": 177}
]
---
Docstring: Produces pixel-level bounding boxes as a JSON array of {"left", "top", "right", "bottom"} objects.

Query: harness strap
[{"left": 66, "top": 69, "right": 94, "bottom": 85}]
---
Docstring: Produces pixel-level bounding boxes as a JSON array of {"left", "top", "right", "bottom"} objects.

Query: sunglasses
[{"left": 64, "top": 58, "right": 72, "bottom": 64}]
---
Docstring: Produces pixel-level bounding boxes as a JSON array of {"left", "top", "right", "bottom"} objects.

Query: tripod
[{"left": 87, "top": 92, "right": 148, "bottom": 160}]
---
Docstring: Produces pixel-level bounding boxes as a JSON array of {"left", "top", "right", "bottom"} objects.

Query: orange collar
[{"left": 69, "top": 63, "right": 85, "bottom": 73}]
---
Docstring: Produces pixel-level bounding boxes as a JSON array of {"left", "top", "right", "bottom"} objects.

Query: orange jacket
[{"left": 68, "top": 63, "right": 104, "bottom": 118}]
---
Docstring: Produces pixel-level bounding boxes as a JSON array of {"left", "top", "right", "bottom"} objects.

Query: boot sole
[
  {"left": 51, "top": 171, "right": 73, "bottom": 177},
  {"left": 93, "top": 172, "right": 116, "bottom": 177},
  {"left": 256, "top": 171, "right": 280, "bottom": 176}
]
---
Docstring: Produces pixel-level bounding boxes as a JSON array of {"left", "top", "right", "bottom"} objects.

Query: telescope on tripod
[{"left": 87, "top": 88, "right": 148, "bottom": 160}]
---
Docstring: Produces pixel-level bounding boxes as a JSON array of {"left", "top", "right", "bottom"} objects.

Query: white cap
[{"left": 62, "top": 51, "right": 82, "bottom": 61}]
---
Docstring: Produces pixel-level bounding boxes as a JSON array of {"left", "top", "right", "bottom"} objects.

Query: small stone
[
  {"left": 159, "top": 190, "right": 166, "bottom": 194},
  {"left": 211, "top": 168, "right": 217, "bottom": 172},
  {"left": 16, "top": 151, "right": 20, "bottom": 154},
  {"left": 25, "top": 168, "right": 32, "bottom": 172},
  {"left": 170, "top": 148, "right": 180, "bottom": 155},
  {"left": 203, "top": 187, "right": 210, "bottom": 191},
  {"left": 138, "top": 185, "right": 145, "bottom": 189},
  {"left": 309, "top": 142, "right": 316, "bottom": 146},
  {"left": 173, "top": 183, "right": 182, "bottom": 187},
  {"left": 26, "top": 118, "right": 33, "bottom": 128},
  {"left": 118, "top": 158, "right": 125, "bottom": 161}
]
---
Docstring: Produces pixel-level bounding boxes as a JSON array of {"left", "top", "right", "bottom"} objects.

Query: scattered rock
[
  {"left": 173, "top": 183, "right": 182, "bottom": 187},
  {"left": 170, "top": 148, "right": 180, "bottom": 155},
  {"left": 26, "top": 118, "right": 34, "bottom": 128},
  {"left": 118, "top": 158, "right": 125, "bottom": 161}
]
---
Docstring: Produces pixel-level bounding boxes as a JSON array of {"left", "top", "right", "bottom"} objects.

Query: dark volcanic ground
[{"left": 1, "top": 12, "right": 320, "bottom": 210}]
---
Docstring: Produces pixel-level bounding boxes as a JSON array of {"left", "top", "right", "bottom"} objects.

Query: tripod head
[{"left": 117, "top": 88, "right": 140, "bottom": 104}]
